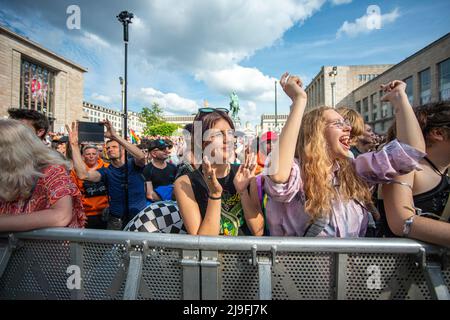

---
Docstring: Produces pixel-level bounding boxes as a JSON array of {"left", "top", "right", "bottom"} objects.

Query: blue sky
[{"left": 1, "top": 0, "right": 449, "bottom": 125}]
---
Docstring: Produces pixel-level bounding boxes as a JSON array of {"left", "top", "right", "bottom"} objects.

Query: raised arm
[
  {"left": 103, "top": 119, "right": 146, "bottom": 167},
  {"left": 67, "top": 122, "right": 101, "bottom": 183},
  {"left": 382, "top": 173, "right": 450, "bottom": 247},
  {"left": 381, "top": 80, "right": 426, "bottom": 153},
  {"left": 269, "top": 72, "right": 307, "bottom": 184}
]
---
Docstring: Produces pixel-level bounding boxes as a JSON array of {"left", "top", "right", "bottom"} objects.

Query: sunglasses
[{"left": 197, "top": 107, "right": 229, "bottom": 114}]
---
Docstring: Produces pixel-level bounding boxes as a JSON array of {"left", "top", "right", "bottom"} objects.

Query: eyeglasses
[
  {"left": 326, "top": 119, "right": 352, "bottom": 129},
  {"left": 207, "top": 129, "right": 235, "bottom": 141},
  {"left": 198, "top": 107, "right": 229, "bottom": 114}
]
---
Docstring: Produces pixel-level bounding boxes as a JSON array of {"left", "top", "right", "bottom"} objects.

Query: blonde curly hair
[
  {"left": 0, "top": 119, "right": 70, "bottom": 202},
  {"left": 296, "top": 107, "right": 373, "bottom": 222}
]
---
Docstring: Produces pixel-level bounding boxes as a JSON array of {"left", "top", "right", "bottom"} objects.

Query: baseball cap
[
  {"left": 148, "top": 139, "right": 170, "bottom": 151},
  {"left": 261, "top": 131, "right": 278, "bottom": 142}
]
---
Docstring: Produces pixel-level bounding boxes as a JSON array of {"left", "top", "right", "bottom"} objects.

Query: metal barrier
[{"left": 0, "top": 228, "right": 449, "bottom": 300}]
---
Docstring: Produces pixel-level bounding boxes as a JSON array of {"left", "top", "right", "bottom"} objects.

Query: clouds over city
[
  {"left": 337, "top": 8, "right": 400, "bottom": 38},
  {"left": 1, "top": 0, "right": 439, "bottom": 124}
]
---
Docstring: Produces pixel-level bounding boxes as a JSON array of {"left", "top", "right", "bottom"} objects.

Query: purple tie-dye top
[{"left": 263, "top": 140, "right": 425, "bottom": 238}]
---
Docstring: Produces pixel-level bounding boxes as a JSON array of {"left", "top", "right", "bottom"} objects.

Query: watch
[{"left": 402, "top": 215, "right": 415, "bottom": 237}]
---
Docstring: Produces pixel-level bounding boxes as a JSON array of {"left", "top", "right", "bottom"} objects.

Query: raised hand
[
  {"left": 380, "top": 80, "right": 407, "bottom": 103},
  {"left": 101, "top": 119, "right": 118, "bottom": 140},
  {"left": 202, "top": 156, "right": 223, "bottom": 198},
  {"left": 66, "top": 121, "right": 79, "bottom": 146},
  {"left": 233, "top": 152, "right": 257, "bottom": 194},
  {"left": 280, "top": 72, "right": 307, "bottom": 102}
]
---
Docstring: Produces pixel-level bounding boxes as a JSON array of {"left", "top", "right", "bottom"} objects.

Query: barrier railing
[{"left": 0, "top": 228, "right": 449, "bottom": 300}]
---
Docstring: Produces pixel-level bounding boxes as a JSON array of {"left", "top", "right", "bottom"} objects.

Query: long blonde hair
[
  {"left": 0, "top": 119, "right": 70, "bottom": 202},
  {"left": 296, "top": 107, "right": 373, "bottom": 222}
]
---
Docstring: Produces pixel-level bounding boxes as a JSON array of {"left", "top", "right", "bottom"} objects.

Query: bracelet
[
  {"left": 208, "top": 194, "right": 222, "bottom": 200},
  {"left": 402, "top": 215, "right": 415, "bottom": 237}
]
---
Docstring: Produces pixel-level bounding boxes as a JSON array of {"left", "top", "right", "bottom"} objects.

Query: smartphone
[{"left": 77, "top": 121, "right": 105, "bottom": 143}]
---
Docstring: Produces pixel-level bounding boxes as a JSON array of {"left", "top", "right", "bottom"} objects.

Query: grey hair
[{"left": 0, "top": 119, "right": 71, "bottom": 202}]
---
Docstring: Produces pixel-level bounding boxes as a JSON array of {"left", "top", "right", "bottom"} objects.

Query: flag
[{"left": 129, "top": 129, "right": 140, "bottom": 144}]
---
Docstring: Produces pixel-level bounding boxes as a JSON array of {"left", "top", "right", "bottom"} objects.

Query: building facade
[
  {"left": 82, "top": 102, "right": 145, "bottom": 136},
  {"left": 0, "top": 26, "right": 87, "bottom": 132},
  {"left": 305, "top": 65, "right": 394, "bottom": 111},
  {"left": 260, "top": 114, "right": 289, "bottom": 133},
  {"left": 163, "top": 115, "right": 196, "bottom": 128},
  {"left": 349, "top": 33, "right": 450, "bottom": 134}
]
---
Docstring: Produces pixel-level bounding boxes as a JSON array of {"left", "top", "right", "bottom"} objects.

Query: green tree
[
  {"left": 140, "top": 102, "right": 181, "bottom": 136},
  {"left": 140, "top": 102, "right": 164, "bottom": 128},
  {"left": 145, "top": 122, "right": 180, "bottom": 136}
]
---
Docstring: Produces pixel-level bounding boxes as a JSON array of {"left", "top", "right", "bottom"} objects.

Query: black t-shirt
[
  {"left": 187, "top": 164, "right": 251, "bottom": 236},
  {"left": 143, "top": 162, "right": 177, "bottom": 188}
]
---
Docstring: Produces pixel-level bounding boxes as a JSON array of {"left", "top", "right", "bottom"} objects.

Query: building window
[
  {"left": 362, "top": 97, "right": 369, "bottom": 114},
  {"left": 356, "top": 101, "right": 361, "bottom": 114},
  {"left": 371, "top": 93, "right": 378, "bottom": 121},
  {"left": 439, "top": 58, "right": 450, "bottom": 101},
  {"left": 403, "top": 76, "right": 413, "bottom": 105},
  {"left": 20, "top": 59, "right": 55, "bottom": 117},
  {"left": 419, "top": 68, "right": 431, "bottom": 104}
]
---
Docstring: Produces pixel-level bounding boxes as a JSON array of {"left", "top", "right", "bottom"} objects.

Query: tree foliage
[
  {"left": 144, "top": 122, "right": 180, "bottom": 136},
  {"left": 140, "top": 102, "right": 180, "bottom": 136}
]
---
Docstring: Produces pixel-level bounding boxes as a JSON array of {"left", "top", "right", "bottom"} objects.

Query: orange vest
[{"left": 71, "top": 159, "right": 109, "bottom": 217}]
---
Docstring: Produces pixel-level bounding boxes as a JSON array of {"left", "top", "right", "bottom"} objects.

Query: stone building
[
  {"left": 305, "top": 65, "right": 394, "bottom": 111},
  {"left": 0, "top": 26, "right": 87, "bottom": 132},
  {"left": 348, "top": 33, "right": 450, "bottom": 133}
]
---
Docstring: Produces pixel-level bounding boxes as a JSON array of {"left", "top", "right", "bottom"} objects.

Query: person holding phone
[
  {"left": 68, "top": 120, "right": 147, "bottom": 230},
  {"left": 173, "top": 108, "right": 264, "bottom": 236}
]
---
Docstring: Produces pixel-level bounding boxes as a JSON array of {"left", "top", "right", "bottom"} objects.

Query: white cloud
[
  {"left": 337, "top": 8, "right": 400, "bottom": 38},
  {"left": 196, "top": 65, "right": 278, "bottom": 102},
  {"left": 133, "top": 0, "right": 327, "bottom": 72},
  {"left": 91, "top": 93, "right": 114, "bottom": 104},
  {"left": 330, "top": 0, "right": 352, "bottom": 5},
  {"left": 139, "top": 87, "right": 200, "bottom": 115}
]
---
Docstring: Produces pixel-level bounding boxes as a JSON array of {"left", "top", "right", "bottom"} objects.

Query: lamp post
[
  {"left": 329, "top": 66, "right": 338, "bottom": 108},
  {"left": 119, "top": 76, "right": 125, "bottom": 135},
  {"left": 117, "top": 10, "right": 133, "bottom": 222}
]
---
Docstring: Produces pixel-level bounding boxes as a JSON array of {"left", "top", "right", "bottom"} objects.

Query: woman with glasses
[
  {"left": 262, "top": 74, "right": 425, "bottom": 237},
  {"left": 380, "top": 102, "right": 450, "bottom": 246},
  {"left": 173, "top": 108, "right": 264, "bottom": 236}
]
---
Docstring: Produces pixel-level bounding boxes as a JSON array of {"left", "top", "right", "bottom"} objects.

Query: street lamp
[
  {"left": 117, "top": 10, "right": 133, "bottom": 221},
  {"left": 119, "top": 76, "right": 125, "bottom": 135},
  {"left": 329, "top": 66, "right": 338, "bottom": 108}
]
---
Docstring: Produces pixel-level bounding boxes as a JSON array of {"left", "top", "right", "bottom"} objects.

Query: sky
[{"left": 1, "top": 0, "right": 449, "bottom": 126}]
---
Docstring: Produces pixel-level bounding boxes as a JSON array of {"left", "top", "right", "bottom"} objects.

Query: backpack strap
[{"left": 303, "top": 217, "right": 328, "bottom": 237}]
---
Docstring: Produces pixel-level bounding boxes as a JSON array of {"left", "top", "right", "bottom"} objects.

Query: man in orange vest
[{"left": 71, "top": 145, "right": 109, "bottom": 229}]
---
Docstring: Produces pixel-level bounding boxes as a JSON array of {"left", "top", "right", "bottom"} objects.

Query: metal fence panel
[
  {"left": 138, "top": 248, "right": 183, "bottom": 300},
  {"left": 219, "top": 251, "right": 259, "bottom": 300},
  {"left": 272, "top": 252, "right": 335, "bottom": 300},
  {"left": 345, "top": 253, "right": 431, "bottom": 300},
  {"left": 0, "top": 239, "right": 71, "bottom": 299}
]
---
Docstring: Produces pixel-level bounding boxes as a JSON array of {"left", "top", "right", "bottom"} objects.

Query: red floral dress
[{"left": 0, "top": 165, "right": 86, "bottom": 228}]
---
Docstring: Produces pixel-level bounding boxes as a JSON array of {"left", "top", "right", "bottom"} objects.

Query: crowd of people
[{"left": 0, "top": 72, "right": 449, "bottom": 247}]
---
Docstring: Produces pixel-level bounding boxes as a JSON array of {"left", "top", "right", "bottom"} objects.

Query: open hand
[
  {"left": 101, "top": 119, "right": 118, "bottom": 140},
  {"left": 202, "top": 156, "right": 223, "bottom": 198},
  {"left": 280, "top": 72, "right": 307, "bottom": 102},
  {"left": 233, "top": 152, "right": 257, "bottom": 194},
  {"left": 65, "top": 121, "right": 79, "bottom": 146}
]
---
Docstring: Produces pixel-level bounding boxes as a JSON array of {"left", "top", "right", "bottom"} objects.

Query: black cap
[{"left": 148, "top": 139, "right": 169, "bottom": 151}]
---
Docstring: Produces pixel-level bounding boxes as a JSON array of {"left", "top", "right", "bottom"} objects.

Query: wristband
[
  {"left": 208, "top": 194, "right": 222, "bottom": 200},
  {"left": 402, "top": 215, "right": 415, "bottom": 237}
]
